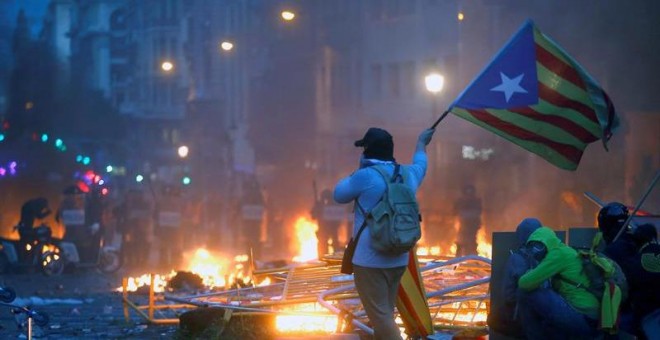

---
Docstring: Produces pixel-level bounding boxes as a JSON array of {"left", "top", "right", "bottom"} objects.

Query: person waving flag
[{"left": 445, "top": 19, "right": 619, "bottom": 171}]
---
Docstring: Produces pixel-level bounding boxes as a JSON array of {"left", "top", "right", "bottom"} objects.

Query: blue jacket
[{"left": 333, "top": 152, "right": 427, "bottom": 268}]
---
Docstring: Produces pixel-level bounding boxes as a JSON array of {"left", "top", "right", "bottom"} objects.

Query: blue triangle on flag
[{"left": 452, "top": 20, "right": 539, "bottom": 110}]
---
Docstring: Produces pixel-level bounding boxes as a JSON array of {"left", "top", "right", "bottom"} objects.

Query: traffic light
[
  {"left": 182, "top": 176, "right": 191, "bottom": 185},
  {"left": 41, "top": 133, "right": 48, "bottom": 142},
  {"left": 0, "top": 133, "right": 4, "bottom": 142}
]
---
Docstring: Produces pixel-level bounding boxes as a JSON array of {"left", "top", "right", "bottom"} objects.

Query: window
[
  {"left": 388, "top": 63, "right": 400, "bottom": 97},
  {"left": 371, "top": 64, "right": 382, "bottom": 98},
  {"left": 403, "top": 61, "right": 415, "bottom": 97}
]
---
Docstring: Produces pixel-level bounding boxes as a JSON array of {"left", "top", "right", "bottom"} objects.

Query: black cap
[{"left": 354, "top": 127, "right": 393, "bottom": 148}]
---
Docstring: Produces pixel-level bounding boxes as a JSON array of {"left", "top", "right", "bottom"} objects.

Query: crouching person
[{"left": 515, "top": 218, "right": 600, "bottom": 339}]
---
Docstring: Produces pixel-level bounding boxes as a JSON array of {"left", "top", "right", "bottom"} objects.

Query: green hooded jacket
[{"left": 518, "top": 227, "right": 599, "bottom": 318}]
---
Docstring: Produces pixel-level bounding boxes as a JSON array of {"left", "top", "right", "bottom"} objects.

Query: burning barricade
[{"left": 119, "top": 216, "right": 492, "bottom": 338}]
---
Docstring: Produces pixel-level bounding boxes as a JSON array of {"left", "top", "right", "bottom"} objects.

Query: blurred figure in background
[
  {"left": 240, "top": 175, "right": 265, "bottom": 263},
  {"left": 117, "top": 189, "right": 153, "bottom": 271},
  {"left": 311, "top": 188, "right": 344, "bottom": 259},
  {"left": 453, "top": 184, "right": 482, "bottom": 256},
  {"left": 17, "top": 197, "right": 53, "bottom": 244},
  {"left": 156, "top": 185, "right": 183, "bottom": 270},
  {"left": 57, "top": 185, "right": 86, "bottom": 242}
]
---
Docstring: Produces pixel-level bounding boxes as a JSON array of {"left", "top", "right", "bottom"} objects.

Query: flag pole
[
  {"left": 430, "top": 110, "right": 450, "bottom": 129},
  {"left": 612, "top": 170, "right": 660, "bottom": 243}
]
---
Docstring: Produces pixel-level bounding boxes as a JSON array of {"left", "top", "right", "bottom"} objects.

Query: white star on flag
[{"left": 490, "top": 72, "right": 528, "bottom": 102}]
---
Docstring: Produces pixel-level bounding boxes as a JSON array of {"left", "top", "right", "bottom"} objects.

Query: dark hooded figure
[
  {"left": 453, "top": 184, "right": 482, "bottom": 256},
  {"left": 488, "top": 218, "right": 542, "bottom": 339},
  {"left": 17, "top": 197, "right": 52, "bottom": 242},
  {"left": 311, "top": 189, "right": 345, "bottom": 258}
]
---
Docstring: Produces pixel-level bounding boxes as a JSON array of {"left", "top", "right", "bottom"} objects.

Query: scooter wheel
[
  {"left": 98, "top": 249, "right": 122, "bottom": 273},
  {"left": 41, "top": 251, "right": 65, "bottom": 276}
]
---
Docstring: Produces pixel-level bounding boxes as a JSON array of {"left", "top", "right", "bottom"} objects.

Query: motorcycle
[
  {"left": 0, "top": 223, "right": 122, "bottom": 276},
  {"left": 57, "top": 223, "right": 122, "bottom": 274},
  {"left": 0, "top": 225, "right": 65, "bottom": 276}
]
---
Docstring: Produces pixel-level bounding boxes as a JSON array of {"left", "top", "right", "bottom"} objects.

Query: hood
[
  {"left": 516, "top": 218, "right": 542, "bottom": 245},
  {"left": 526, "top": 226, "right": 562, "bottom": 250}
]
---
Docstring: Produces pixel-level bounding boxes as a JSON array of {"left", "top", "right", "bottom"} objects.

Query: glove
[{"left": 417, "top": 128, "right": 435, "bottom": 146}]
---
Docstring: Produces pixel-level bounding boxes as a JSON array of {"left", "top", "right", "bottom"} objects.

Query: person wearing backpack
[
  {"left": 599, "top": 202, "right": 660, "bottom": 339},
  {"left": 515, "top": 219, "right": 601, "bottom": 339},
  {"left": 333, "top": 127, "right": 434, "bottom": 339}
]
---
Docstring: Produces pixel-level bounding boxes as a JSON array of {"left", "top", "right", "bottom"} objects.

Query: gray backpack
[{"left": 366, "top": 164, "right": 421, "bottom": 255}]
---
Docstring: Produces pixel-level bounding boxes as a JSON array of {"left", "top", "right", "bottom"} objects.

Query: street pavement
[{"left": 0, "top": 269, "right": 179, "bottom": 339}]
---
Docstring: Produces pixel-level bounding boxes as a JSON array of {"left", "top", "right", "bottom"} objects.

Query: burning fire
[
  {"left": 275, "top": 303, "right": 337, "bottom": 333},
  {"left": 476, "top": 228, "right": 492, "bottom": 258},
  {"left": 291, "top": 216, "right": 319, "bottom": 262},
  {"left": 416, "top": 228, "right": 491, "bottom": 259},
  {"left": 120, "top": 248, "right": 265, "bottom": 293}
]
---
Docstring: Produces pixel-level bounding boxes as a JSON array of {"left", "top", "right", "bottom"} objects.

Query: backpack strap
[
  {"left": 353, "top": 200, "right": 369, "bottom": 243},
  {"left": 372, "top": 163, "right": 404, "bottom": 184}
]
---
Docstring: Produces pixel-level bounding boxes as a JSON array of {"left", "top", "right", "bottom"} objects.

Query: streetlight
[
  {"left": 161, "top": 61, "right": 174, "bottom": 72},
  {"left": 178, "top": 145, "right": 189, "bottom": 158},
  {"left": 281, "top": 10, "right": 296, "bottom": 21},
  {"left": 425, "top": 73, "right": 445, "bottom": 94},
  {"left": 220, "top": 41, "right": 234, "bottom": 52}
]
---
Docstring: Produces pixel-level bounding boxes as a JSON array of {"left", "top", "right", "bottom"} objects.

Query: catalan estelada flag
[
  {"left": 449, "top": 20, "right": 619, "bottom": 171},
  {"left": 396, "top": 251, "right": 433, "bottom": 338}
]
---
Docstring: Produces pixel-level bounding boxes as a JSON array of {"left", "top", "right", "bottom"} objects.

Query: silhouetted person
[
  {"left": 118, "top": 189, "right": 153, "bottom": 270},
  {"left": 17, "top": 197, "right": 52, "bottom": 244},
  {"left": 240, "top": 176, "right": 265, "bottom": 262},
  {"left": 311, "top": 189, "right": 345, "bottom": 259},
  {"left": 598, "top": 202, "right": 660, "bottom": 338},
  {"left": 56, "top": 185, "right": 86, "bottom": 242},
  {"left": 156, "top": 186, "right": 183, "bottom": 270},
  {"left": 453, "top": 184, "right": 482, "bottom": 256}
]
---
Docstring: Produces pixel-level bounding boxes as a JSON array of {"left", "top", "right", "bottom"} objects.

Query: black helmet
[{"left": 597, "top": 202, "right": 629, "bottom": 244}]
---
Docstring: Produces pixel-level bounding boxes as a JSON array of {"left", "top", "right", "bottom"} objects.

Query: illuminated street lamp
[
  {"left": 178, "top": 145, "right": 189, "bottom": 158},
  {"left": 458, "top": 12, "right": 465, "bottom": 21},
  {"left": 425, "top": 73, "right": 445, "bottom": 94},
  {"left": 281, "top": 10, "right": 296, "bottom": 21},
  {"left": 161, "top": 61, "right": 174, "bottom": 72},
  {"left": 220, "top": 41, "right": 234, "bottom": 52}
]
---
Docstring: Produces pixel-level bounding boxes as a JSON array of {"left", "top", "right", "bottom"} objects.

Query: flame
[
  {"left": 186, "top": 248, "right": 231, "bottom": 288},
  {"left": 120, "top": 248, "right": 264, "bottom": 293},
  {"left": 291, "top": 216, "right": 318, "bottom": 262},
  {"left": 476, "top": 228, "right": 492, "bottom": 259},
  {"left": 416, "top": 246, "right": 443, "bottom": 256},
  {"left": 275, "top": 303, "right": 337, "bottom": 333}
]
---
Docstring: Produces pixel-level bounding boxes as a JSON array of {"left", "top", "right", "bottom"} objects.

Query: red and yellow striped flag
[
  {"left": 396, "top": 251, "right": 433, "bottom": 338},
  {"left": 449, "top": 20, "right": 619, "bottom": 171}
]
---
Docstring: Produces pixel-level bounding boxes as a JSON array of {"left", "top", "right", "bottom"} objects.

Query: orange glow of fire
[
  {"left": 292, "top": 216, "right": 319, "bottom": 262},
  {"left": 416, "top": 228, "right": 491, "bottom": 259},
  {"left": 275, "top": 303, "right": 337, "bottom": 333},
  {"left": 120, "top": 248, "right": 269, "bottom": 293},
  {"left": 476, "top": 228, "right": 492, "bottom": 258}
]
